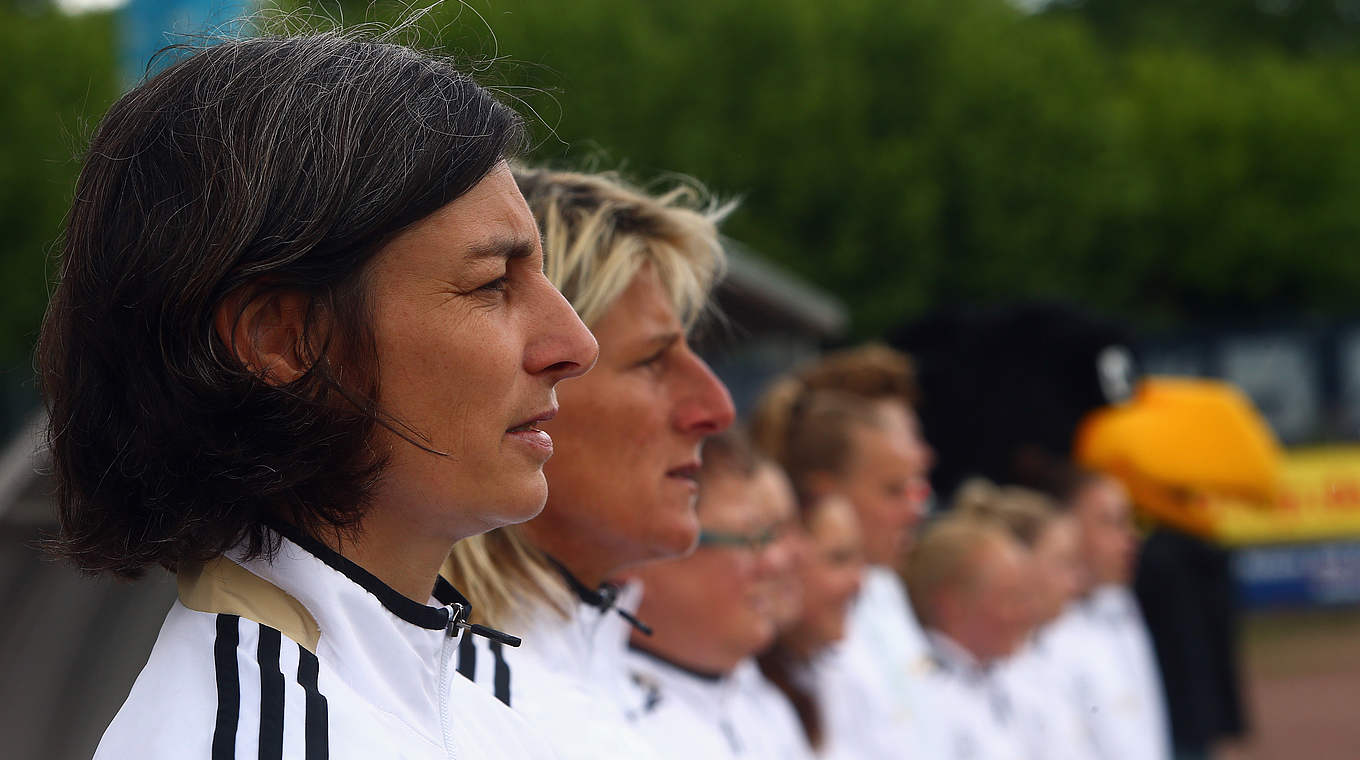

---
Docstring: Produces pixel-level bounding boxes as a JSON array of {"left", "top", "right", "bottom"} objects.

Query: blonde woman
[
  {"left": 905, "top": 516, "right": 1033, "bottom": 760},
  {"left": 953, "top": 480, "right": 1094, "bottom": 760},
  {"left": 443, "top": 168, "right": 736, "bottom": 759}
]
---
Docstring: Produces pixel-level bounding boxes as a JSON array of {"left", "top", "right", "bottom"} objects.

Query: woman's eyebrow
[
  {"left": 465, "top": 236, "right": 537, "bottom": 262},
  {"left": 638, "top": 331, "right": 682, "bottom": 354}
]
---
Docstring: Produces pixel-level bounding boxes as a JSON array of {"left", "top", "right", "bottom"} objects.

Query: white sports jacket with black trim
[
  {"left": 452, "top": 569, "right": 665, "bottom": 760},
  {"left": 619, "top": 647, "right": 816, "bottom": 760},
  {"left": 93, "top": 524, "right": 559, "bottom": 760}
]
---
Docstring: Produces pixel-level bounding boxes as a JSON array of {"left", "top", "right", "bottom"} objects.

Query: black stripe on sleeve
[
  {"left": 296, "top": 646, "right": 329, "bottom": 760},
  {"left": 257, "top": 627, "right": 285, "bottom": 760},
  {"left": 457, "top": 629, "right": 477, "bottom": 681},
  {"left": 490, "top": 640, "right": 511, "bottom": 707},
  {"left": 212, "top": 615, "right": 241, "bottom": 760}
]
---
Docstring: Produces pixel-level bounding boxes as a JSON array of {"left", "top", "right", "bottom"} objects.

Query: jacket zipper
[{"left": 438, "top": 604, "right": 463, "bottom": 760}]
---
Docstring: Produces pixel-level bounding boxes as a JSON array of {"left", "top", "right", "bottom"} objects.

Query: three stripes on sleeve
[{"left": 212, "top": 614, "right": 328, "bottom": 760}]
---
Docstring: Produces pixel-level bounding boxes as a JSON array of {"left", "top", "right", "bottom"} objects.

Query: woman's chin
[
  {"left": 643, "top": 512, "right": 701, "bottom": 562},
  {"left": 482, "top": 477, "right": 549, "bottom": 530}
]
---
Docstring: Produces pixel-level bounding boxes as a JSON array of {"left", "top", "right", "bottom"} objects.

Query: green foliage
[
  {"left": 1046, "top": 0, "right": 1360, "bottom": 56},
  {"left": 353, "top": 0, "right": 1360, "bottom": 335},
  {"left": 7, "top": 0, "right": 1360, "bottom": 372},
  {"left": 0, "top": 5, "right": 119, "bottom": 368}
]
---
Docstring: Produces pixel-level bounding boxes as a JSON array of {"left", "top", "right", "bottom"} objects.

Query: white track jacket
[
  {"left": 619, "top": 649, "right": 815, "bottom": 760},
  {"left": 1048, "top": 586, "right": 1171, "bottom": 760},
  {"left": 816, "top": 566, "right": 940, "bottom": 759},
  {"left": 94, "top": 524, "right": 559, "bottom": 759},
  {"left": 453, "top": 572, "right": 664, "bottom": 760}
]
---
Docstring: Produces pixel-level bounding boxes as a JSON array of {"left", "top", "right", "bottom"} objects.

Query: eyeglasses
[{"left": 697, "top": 522, "right": 788, "bottom": 553}]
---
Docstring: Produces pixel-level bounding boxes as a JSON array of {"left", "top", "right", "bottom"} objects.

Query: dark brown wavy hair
[{"left": 37, "top": 32, "right": 524, "bottom": 578}]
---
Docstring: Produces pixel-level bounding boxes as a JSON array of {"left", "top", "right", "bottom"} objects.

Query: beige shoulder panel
[{"left": 178, "top": 556, "right": 321, "bottom": 653}]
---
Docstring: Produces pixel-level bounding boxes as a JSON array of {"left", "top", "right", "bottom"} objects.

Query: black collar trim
[
  {"left": 545, "top": 555, "right": 613, "bottom": 608},
  {"left": 628, "top": 642, "right": 726, "bottom": 683},
  {"left": 433, "top": 574, "right": 523, "bottom": 647},
  {"left": 267, "top": 521, "right": 524, "bottom": 646},
  {"left": 267, "top": 520, "right": 448, "bottom": 631},
  {"left": 545, "top": 555, "right": 653, "bottom": 636}
]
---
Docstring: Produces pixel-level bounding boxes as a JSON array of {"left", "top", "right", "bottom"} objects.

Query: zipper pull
[
  {"left": 443, "top": 602, "right": 523, "bottom": 647},
  {"left": 617, "top": 607, "right": 653, "bottom": 637}
]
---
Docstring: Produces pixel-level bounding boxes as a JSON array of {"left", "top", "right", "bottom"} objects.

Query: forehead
[
  {"left": 851, "top": 425, "right": 912, "bottom": 469},
  {"left": 975, "top": 536, "right": 1027, "bottom": 584},
  {"left": 753, "top": 464, "right": 797, "bottom": 519},
  {"left": 871, "top": 398, "right": 917, "bottom": 436},
  {"left": 1079, "top": 478, "right": 1129, "bottom": 520},
  {"left": 809, "top": 496, "right": 859, "bottom": 542},
  {"left": 1035, "top": 515, "right": 1077, "bottom": 547},
  {"left": 591, "top": 263, "right": 683, "bottom": 350},
  {"left": 371, "top": 163, "right": 538, "bottom": 275}
]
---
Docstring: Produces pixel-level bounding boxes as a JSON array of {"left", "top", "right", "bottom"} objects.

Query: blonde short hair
[
  {"left": 904, "top": 515, "right": 1013, "bottom": 628},
  {"left": 951, "top": 478, "right": 1060, "bottom": 549},
  {"left": 443, "top": 168, "right": 733, "bottom": 629},
  {"left": 515, "top": 167, "right": 731, "bottom": 328}
]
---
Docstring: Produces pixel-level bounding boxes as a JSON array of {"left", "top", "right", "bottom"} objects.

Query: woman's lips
[
  {"left": 665, "top": 462, "right": 701, "bottom": 481},
  {"left": 506, "top": 407, "right": 557, "bottom": 457},
  {"left": 665, "top": 462, "right": 701, "bottom": 493},
  {"left": 506, "top": 426, "right": 553, "bottom": 456}
]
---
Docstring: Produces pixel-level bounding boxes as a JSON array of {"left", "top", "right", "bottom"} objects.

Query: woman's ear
[{"left": 213, "top": 286, "right": 313, "bottom": 385}]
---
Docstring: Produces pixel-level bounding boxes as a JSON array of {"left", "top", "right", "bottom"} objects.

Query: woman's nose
[
  {"left": 671, "top": 350, "right": 735, "bottom": 437},
  {"left": 526, "top": 277, "right": 598, "bottom": 382}
]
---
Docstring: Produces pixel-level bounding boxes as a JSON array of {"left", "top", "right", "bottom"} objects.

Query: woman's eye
[{"left": 475, "top": 276, "right": 509, "bottom": 295}]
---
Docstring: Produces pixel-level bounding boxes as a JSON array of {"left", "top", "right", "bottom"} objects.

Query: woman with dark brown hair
[{"left": 40, "top": 30, "right": 595, "bottom": 759}]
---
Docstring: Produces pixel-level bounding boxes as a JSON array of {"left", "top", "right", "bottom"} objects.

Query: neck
[
  {"left": 320, "top": 513, "right": 456, "bottom": 603},
  {"left": 520, "top": 521, "right": 623, "bottom": 589}
]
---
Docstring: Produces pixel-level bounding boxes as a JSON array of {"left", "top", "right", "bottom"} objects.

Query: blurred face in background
[
  {"left": 628, "top": 466, "right": 796, "bottom": 673},
  {"left": 752, "top": 461, "right": 806, "bottom": 631},
  {"left": 783, "top": 494, "right": 864, "bottom": 659},
  {"left": 938, "top": 534, "right": 1033, "bottom": 663},
  {"left": 872, "top": 398, "right": 936, "bottom": 539},
  {"left": 1071, "top": 475, "right": 1138, "bottom": 590},
  {"left": 835, "top": 424, "right": 923, "bottom": 567},
  {"left": 527, "top": 264, "right": 736, "bottom": 581},
  {"left": 1029, "top": 514, "right": 1083, "bottom": 626}
]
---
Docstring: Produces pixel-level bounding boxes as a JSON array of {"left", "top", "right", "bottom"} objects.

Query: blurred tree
[
  {"left": 6, "top": 0, "right": 1360, "bottom": 381},
  {"left": 1045, "top": 0, "right": 1360, "bottom": 56},
  {"left": 0, "top": 4, "right": 119, "bottom": 425},
  {"left": 307, "top": 0, "right": 1360, "bottom": 335}
]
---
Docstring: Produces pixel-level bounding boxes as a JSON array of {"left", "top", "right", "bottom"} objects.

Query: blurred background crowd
[{"left": 3, "top": 0, "right": 1360, "bottom": 758}]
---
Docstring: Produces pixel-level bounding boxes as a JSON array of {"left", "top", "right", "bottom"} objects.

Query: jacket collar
[
  {"left": 218, "top": 524, "right": 458, "bottom": 744},
  {"left": 268, "top": 520, "right": 454, "bottom": 629},
  {"left": 546, "top": 555, "right": 653, "bottom": 636},
  {"left": 623, "top": 642, "right": 738, "bottom": 721},
  {"left": 1082, "top": 584, "right": 1138, "bottom": 625},
  {"left": 924, "top": 629, "right": 988, "bottom": 680},
  {"left": 515, "top": 572, "right": 645, "bottom": 686}
]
